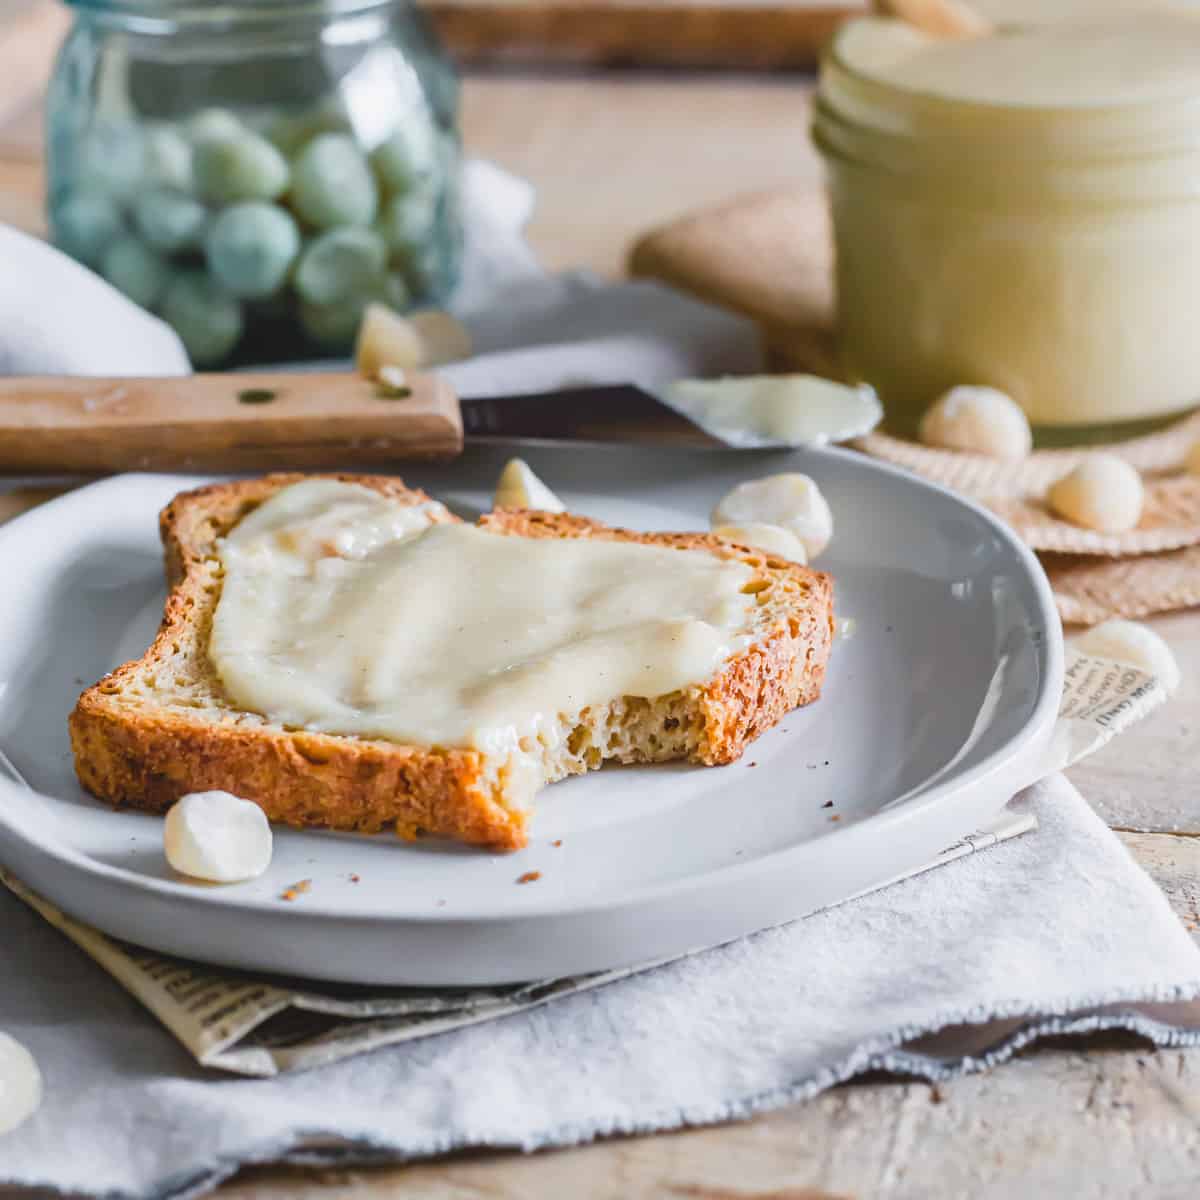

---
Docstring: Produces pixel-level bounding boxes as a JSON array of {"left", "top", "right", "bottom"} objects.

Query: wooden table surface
[{"left": 2, "top": 4, "right": 1200, "bottom": 1197}]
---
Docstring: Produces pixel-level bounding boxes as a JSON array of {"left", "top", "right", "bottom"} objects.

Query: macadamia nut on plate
[{"left": 712, "top": 473, "right": 833, "bottom": 559}]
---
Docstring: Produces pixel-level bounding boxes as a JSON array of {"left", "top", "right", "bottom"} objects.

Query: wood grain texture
[
  {"left": 212, "top": 1034, "right": 1200, "bottom": 1199},
  {"left": 1068, "top": 613, "right": 1200, "bottom": 836},
  {"left": 0, "top": 373, "right": 464, "bottom": 471},
  {"left": 462, "top": 75, "right": 824, "bottom": 278},
  {"left": 426, "top": 2, "right": 855, "bottom": 68}
]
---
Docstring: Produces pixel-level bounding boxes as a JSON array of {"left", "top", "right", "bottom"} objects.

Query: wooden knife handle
[{"left": 0, "top": 372, "right": 464, "bottom": 473}]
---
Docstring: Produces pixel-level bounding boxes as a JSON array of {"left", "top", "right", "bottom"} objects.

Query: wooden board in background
[
  {"left": 423, "top": 0, "right": 859, "bottom": 67},
  {"left": 423, "top": 0, "right": 1199, "bottom": 67}
]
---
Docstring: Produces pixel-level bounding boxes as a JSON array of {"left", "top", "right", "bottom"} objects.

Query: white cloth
[
  {"left": 3, "top": 777, "right": 1200, "bottom": 1198},
  {"left": 0, "top": 225, "right": 189, "bottom": 376}
]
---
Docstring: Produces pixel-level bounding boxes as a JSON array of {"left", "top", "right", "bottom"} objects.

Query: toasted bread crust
[{"left": 70, "top": 474, "right": 834, "bottom": 851}]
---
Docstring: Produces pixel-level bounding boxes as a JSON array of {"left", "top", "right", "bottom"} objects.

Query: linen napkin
[{"left": 3, "top": 775, "right": 1200, "bottom": 1199}]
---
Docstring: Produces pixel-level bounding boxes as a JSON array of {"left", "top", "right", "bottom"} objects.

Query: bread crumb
[
  {"left": 280, "top": 879, "right": 312, "bottom": 901},
  {"left": 349, "top": 873, "right": 361, "bottom": 883},
  {"left": 517, "top": 871, "right": 541, "bottom": 884},
  {"left": 551, "top": 839, "right": 563, "bottom": 847},
  {"left": 829, "top": 814, "right": 841, "bottom": 822}
]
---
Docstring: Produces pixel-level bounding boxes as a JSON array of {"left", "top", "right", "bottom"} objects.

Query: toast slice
[{"left": 70, "top": 473, "right": 835, "bottom": 851}]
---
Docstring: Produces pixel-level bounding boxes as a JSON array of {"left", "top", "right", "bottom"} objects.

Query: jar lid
[
  {"left": 817, "top": 15, "right": 1200, "bottom": 163},
  {"left": 837, "top": 14, "right": 1200, "bottom": 110}
]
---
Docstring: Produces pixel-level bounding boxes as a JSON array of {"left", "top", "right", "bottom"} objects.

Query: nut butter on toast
[{"left": 70, "top": 473, "right": 835, "bottom": 851}]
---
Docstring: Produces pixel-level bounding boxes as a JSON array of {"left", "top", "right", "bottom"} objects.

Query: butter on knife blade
[
  {"left": 460, "top": 376, "right": 881, "bottom": 449},
  {"left": 661, "top": 375, "right": 883, "bottom": 449}
]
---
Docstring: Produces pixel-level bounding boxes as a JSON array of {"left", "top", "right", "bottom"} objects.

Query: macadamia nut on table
[
  {"left": 918, "top": 386, "right": 1032, "bottom": 459},
  {"left": 1072, "top": 620, "right": 1182, "bottom": 694},
  {"left": 1047, "top": 455, "right": 1144, "bottom": 534}
]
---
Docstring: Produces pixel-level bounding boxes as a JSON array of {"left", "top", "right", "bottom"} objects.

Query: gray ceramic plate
[{"left": 0, "top": 443, "right": 1062, "bottom": 984}]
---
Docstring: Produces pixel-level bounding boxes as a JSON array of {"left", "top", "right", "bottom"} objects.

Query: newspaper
[
  {"left": 1043, "top": 649, "right": 1168, "bottom": 773},
  {"left": 0, "top": 648, "right": 1169, "bottom": 1077}
]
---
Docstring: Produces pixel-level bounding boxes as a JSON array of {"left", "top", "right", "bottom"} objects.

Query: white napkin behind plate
[{"left": 1, "top": 225, "right": 189, "bottom": 376}]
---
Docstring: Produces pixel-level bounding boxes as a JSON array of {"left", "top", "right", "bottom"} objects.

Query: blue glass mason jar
[{"left": 45, "top": 0, "right": 463, "bottom": 367}]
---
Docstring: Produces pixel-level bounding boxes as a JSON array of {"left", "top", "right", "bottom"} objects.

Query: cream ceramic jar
[{"left": 813, "top": 14, "right": 1200, "bottom": 439}]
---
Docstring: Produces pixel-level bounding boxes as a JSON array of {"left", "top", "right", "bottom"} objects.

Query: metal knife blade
[{"left": 459, "top": 383, "right": 718, "bottom": 446}]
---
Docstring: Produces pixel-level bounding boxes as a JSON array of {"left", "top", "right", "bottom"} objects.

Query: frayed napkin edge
[{"left": 14, "top": 981, "right": 1200, "bottom": 1200}]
